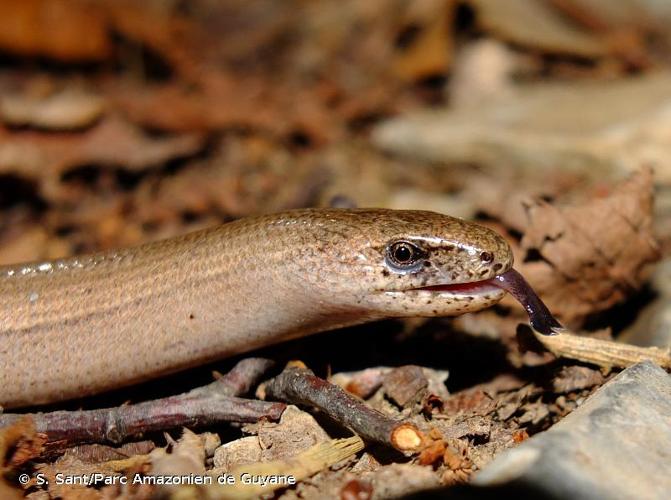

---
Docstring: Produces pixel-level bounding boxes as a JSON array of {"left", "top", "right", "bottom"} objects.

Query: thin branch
[
  {"left": 263, "top": 364, "right": 424, "bottom": 454},
  {"left": 0, "top": 358, "right": 283, "bottom": 448},
  {"left": 190, "top": 357, "right": 276, "bottom": 397}
]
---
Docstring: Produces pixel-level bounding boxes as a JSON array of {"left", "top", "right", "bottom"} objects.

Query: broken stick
[
  {"left": 530, "top": 328, "right": 671, "bottom": 371},
  {"left": 262, "top": 364, "right": 424, "bottom": 454}
]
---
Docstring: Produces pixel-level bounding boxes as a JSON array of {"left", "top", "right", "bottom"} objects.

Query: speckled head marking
[{"left": 282, "top": 208, "right": 514, "bottom": 318}]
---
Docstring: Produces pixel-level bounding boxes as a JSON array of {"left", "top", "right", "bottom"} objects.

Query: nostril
[
  {"left": 480, "top": 251, "right": 493, "bottom": 263},
  {"left": 492, "top": 263, "right": 503, "bottom": 271}
]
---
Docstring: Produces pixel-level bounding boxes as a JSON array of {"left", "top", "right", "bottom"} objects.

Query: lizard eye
[
  {"left": 386, "top": 241, "right": 425, "bottom": 271},
  {"left": 480, "top": 251, "right": 493, "bottom": 263}
]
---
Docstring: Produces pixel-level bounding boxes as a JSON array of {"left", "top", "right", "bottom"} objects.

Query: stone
[{"left": 473, "top": 361, "right": 671, "bottom": 499}]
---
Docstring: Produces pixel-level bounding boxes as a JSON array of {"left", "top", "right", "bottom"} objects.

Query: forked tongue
[{"left": 489, "top": 269, "right": 563, "bottom": 335}]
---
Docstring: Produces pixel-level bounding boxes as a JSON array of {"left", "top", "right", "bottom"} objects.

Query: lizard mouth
[
  {"left": 404, "top": 279, "right": 505, "bottom": 306},
  {"left": 412, "top": 280, "right": 500, "bottom": 295},
  {"left": 411, "top": 269, "right": 563, "bottom": 336}
]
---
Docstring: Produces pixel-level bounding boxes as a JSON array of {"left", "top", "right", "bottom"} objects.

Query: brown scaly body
[{"left": 0, "top": 209, "right": 512, "bottom": 408}]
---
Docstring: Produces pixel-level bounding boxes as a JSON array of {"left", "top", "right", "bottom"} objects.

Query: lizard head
[{"left": 293, "top": 208, "right": 513, "bottom": 318}]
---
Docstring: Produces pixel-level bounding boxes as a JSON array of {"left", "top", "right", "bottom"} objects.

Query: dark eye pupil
[
  {"left": 386, "top": 241, "right": 425, "bottom": 270},
  {"left": 480, "top": 251, "right": 493, "bottom": 263},
  {"left": 395, "top": 245, "right": 412, "bottom": 262}
]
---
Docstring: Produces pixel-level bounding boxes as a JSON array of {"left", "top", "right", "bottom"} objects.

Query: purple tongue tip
[{"left": 491, "top": 269, "right": 563, "bottom": 336}]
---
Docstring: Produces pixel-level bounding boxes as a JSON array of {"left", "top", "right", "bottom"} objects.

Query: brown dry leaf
[
  {"left": 417, "top": 437, "right": 447, "bottom": 466},
  {"left": 465, "top": 170, "right": 584, "bottom": 234},
  {"left": 112, "top": 75, "right": 340, "bottom": 143},
  {"left": 382, "top": 365, "right": 429, "bottom": 408},
  {"left": 517, "top": 400, "right": 550, "bottom": 426},
  {"left": 335, "top": 368, "right": 386, "bottom": 399},
  {"left": 441, "top": 374, "right": 527, "bottom": 418},
  {"left": 552, "top": 365, "right": 606, "bottom": 393},
  {"left": 441, "top": 440, "right": 473, "bottom": 485},
  {"left": 140, "top": 137, "right": 325, "bottom": 224},
  {"left": 493, "top": 385, "right": 539, "bottom": 421},
  {"left": 0, "top": 417, "right": 46, "bottom": 468},
  {"left": 0, "top": 0, "right": 110, "bottom": 61},
  {"left": 0, "top": 117, "right": 205, "bottom": 202},
  {"left": 0, "top": 417, "right": 44, "bottom": 499},
  {"left": 0, "top": 0, "right": 198, "bottom": 68},
  {"left": 106, "top": 1, "right": 204, "bottom": 80},
  {"left": 73, "top": 117, "right": 204, "bottom": 173},
  {"left": 517, "top": 168, "right": 660, "bottom": 326},
  {"left": 106, "top": 1, "right": 414, "bottom": 140},
  {"left": 0, "top": 1, "right": 411, "bottom": 144},
  {"left": 150, "top": 429, "right": 206, "bottom": 479},
  {"left": 442, "top": 389, "right": 496, "bottom": 417}
]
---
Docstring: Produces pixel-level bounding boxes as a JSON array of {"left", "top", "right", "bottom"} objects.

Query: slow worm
[{"left": 0, "top": 209, "right": 559, "bottom": 408}]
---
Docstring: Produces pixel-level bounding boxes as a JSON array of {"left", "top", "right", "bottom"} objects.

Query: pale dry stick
[
  {"left": 532, "top": 328, "right": 671, "bottom": 371},
  {"left": 171, "top": 436, "right": 365, "bottom": 500}
]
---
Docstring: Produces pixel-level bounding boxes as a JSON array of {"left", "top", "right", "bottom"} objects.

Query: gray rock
[{"left": 474, "top": 361, "right": 671, "bottom": 500}]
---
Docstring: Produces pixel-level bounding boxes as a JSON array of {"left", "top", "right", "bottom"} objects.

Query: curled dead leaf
[{"left": 516, "top": 168, "right": 659, "bottom": 326}]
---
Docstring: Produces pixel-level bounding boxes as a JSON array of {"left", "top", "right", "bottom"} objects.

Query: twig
[
  {"left": 263, "top": 364, "right": 424, "bottom": 453},
  {"left": 1, "top": 397, "right": 285, "bottom": 448},
  {"left": 533, "top": 328, "right": 671, "bottom": 371},
  {"left": 172, "top": 436, "right": 365, "bottom": 500},
  {"left": 190, "top": 357, "right": 276, "bottom": 397},
  {"left": 0, "top": 358, "right": 284, "bottom": 448}
]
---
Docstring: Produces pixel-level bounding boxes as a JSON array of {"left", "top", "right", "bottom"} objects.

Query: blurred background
[
  {"left": 4, "top": 4, "right": 671, "bottom": 497},
  {"left": 1, "top": 0, "right": 671, "bottom": 350}
]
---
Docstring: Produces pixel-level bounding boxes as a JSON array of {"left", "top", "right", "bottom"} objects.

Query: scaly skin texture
[{"left": 0, "top": 209, "right": 513, "bottom": 408}]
